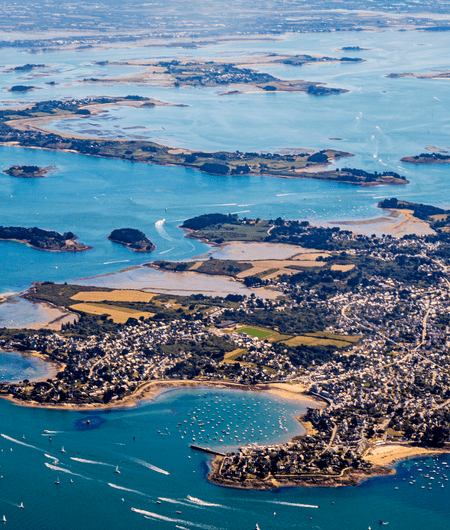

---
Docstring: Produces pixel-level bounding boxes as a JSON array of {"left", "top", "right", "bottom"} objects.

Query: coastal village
[
  {"left": 1, "top": 2, "right": 450, "bottom": 529},
  {"left": 1, "top": 215, "right": 450, "bottom": 488}
]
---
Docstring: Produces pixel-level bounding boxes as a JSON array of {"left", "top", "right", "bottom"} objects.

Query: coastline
[
  {"left": 24, "top": 300, "right": 79, "bottom": 331},
  {"left": 0, "top": 236, "right": 91, "bottom": 253},
  {"left": 2, "top": 372, "right": 446, "bottom": 491},
  {"left": 0, "top": 347, "right": 64, "bottom": 382},
  {"left": 207, "top": 438, "right": 449, "bottom": 491},
  {"left": 207, "top": 458, "right": 395, "bottom": 490},
  {"left": 321, "top": 208, "right": 435, "bottom": 238},
  {"left": 0, "top": 379, "right": 322, "bottom": 411}
]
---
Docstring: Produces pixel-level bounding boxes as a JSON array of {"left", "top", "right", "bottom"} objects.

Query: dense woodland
[{"left": 107, "top": 228, "right": 154, "bottom": 252}]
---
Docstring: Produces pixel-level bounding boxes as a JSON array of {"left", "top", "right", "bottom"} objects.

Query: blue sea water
[
  {"left": 0, "top": 29, "right": 450, "bottom": 529},
  {"left": 0, "top": 387, "right": 449, "bottom": 530},
  {"left": 0, "top": 386, "right": 448, "bottom": 530}
]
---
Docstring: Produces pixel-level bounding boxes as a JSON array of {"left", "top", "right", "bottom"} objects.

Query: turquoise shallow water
[
  {"left": 1, "top": 30, "right": 450, "bottom": 528},
  {"left": 0, "top": 350, "right": 53, "bottom": 382},
  {"left": 1, "top": 31, "right": 450, "bottom": 295}
]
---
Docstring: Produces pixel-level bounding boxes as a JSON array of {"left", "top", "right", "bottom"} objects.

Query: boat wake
[
  {"left": 129, "top": 456, "right": 170, "bottom": 475},
  {"left": 132, "top": 508, "right": 222, "bottom": 530},
  {"left": 267, "top": 500, "right": 319, "bottom": 509},
  {"left": 158, "top": 497, "right": 196, "bottom": 508},
  {"left": 71, "top": 457, "right": 113, "bottom": 466},
  {"left": 43, "top": 430, "right": 63, "bottom": 434},
  {"left": 1, "top": 433, "right": 44, "bottom": 452},
  {"left": 45, "top": 462, "right": 90, "bottom": 479},
  {"left": 108, "top": 483, "right": 149, "bottom": 497},
  {"left": 104, "top": 260, "right": 130, "bottom": 265},
  {"left": 187, "top": 496, "right": 224, "bottom": 508},
  {"left": 155, "top": 219, "right": 175, "bottom": 241},
  {"left": 159, "top": 247, "right": 175, "bottom": 255}
]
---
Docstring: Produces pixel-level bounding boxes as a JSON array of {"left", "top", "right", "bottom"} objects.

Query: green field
[{"left": 238, "top": 327, "right": 273, "bottom": 338}]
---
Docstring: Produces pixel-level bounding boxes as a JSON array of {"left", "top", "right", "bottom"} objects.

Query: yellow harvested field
[
  {"left": 284, "top": 335, "right": 352, "bottom": 348},
  {"left": 223, "top": 348, "right": 247, "bottom": 363},
  {"left": 236, "top": 258, "right": 325, "bottom": 279},
  {"left": 71, "top": 290, "right": 157, "bottom": 303},
  {"left": 291, "top": 252, "right": 329, "bottom": 261},
  {"left": 331, "top": 264, "right": 355, "bottom": 272},
  {"left": 69, "top": 303, "right": 155, "bottom": 323},
  {"left": 307, "top": 331, "right": 362, "bottom": 343}
]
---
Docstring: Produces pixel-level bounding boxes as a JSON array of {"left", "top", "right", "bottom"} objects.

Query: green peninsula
[
  {"left": 0, "top": 97, "right": 408, "bottom": 187},
  {"left": 378, "top": 198, "right": 450, "bottom": 231}
]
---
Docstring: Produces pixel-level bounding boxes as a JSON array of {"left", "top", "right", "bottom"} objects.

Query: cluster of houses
[{"left": 1, "top": 225, "right": 450, "bottom": 479}]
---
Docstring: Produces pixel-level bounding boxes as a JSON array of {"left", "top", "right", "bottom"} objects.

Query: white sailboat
[
  {"left": 61, "top": 446, "right": 66, "bottom": 453},
  {"left": 55, "top": 477, "right": 60, "bottom": 485},
  {"left": 115, "top": 465, "right": 120, "bottom": 474},
  {"left": 2, "top": 515, "right": 6, "bottom": 523},
  {"left": 19, "top": 502, "right": 24, "bottom": 509}
]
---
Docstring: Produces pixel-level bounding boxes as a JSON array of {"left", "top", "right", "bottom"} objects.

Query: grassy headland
[{"left": 0, "top": 97, "right": 408, "bottom": 187}]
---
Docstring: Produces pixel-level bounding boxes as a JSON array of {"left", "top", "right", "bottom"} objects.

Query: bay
[
  {"left": 1, "top": 29, "right": 450, "bottom": 530},
  {"left": 0, "top": 387, "right": 448, "bottom": 530},
  {"left": 0, "top": 350, "right": 53, "bottom": 383}
]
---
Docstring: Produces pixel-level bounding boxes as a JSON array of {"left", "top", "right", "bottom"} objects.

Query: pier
[{"left": 190, "top": 444, "right": 226, "bottom": 457}]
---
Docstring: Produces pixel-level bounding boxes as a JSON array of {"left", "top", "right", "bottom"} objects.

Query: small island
[
  {"left": 400, "top": 152, "right": 450, "bottom": 164},
  {"left": 3, "top": 165, "right": 55, "bottom": 178},
  {"left": 5, "top": 64, "right": 46, "bottom": 72},
  {"left": 0, "top": 226, "right": 91, "bottom": 252},
  {"left": 387, "top": 70, "right": 450, "bottom": 80},
  {"left": 89, "top": 55, "right": 363, "bottom": 96},
  {"left": 108, "top": 228, "right": 155, "bottom": 252},
  {"left": 338, "top": 46, "right": 369, "bottom": 51},
  {"left": 9, "top": 85, "right": 35, "bottom": 92}
]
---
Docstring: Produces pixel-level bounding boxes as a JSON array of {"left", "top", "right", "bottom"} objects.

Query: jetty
[{"left": 190, "top": 444, "right": 226, "bottom": 457}]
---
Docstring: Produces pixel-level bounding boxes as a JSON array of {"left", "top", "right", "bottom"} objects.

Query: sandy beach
[
  {"left": 365, "top": 444, "right": 446, "bottom": 467},
  {"left": 0, "top": 379, "right": 324, "bottom": 411},
  {"left": 324, "top": 208, "right": 435, "bottom": 238},
  {"left": 25, "top": 302, "right": 78, "bottom": 331}
]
